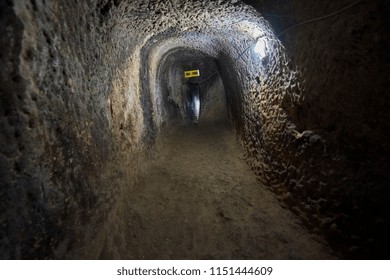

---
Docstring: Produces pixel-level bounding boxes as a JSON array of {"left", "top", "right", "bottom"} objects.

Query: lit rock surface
[{"left": 0, "top": 0, "right": 389, "bottom": 259}]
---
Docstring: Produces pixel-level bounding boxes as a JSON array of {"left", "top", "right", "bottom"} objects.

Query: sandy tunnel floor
[{"left": 95, "top": 120, "right": 335, "bottom": 259}]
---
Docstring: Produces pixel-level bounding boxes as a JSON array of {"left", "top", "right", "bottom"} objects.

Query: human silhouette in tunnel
[{"left": 185, "top": 79, "right": 201, "bottom": 124}]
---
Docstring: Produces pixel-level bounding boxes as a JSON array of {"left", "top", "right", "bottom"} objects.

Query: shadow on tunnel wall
[
  {"left": 0, "top": 0, "right": 146, "bottom": 259},
  {"left": 243, "top": 0, "right": 390, "bottom": 259}
]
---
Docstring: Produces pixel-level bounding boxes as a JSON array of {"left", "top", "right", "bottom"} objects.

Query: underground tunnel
[{"left": 0, "top": 0, "right": 389, "bottom": 259}]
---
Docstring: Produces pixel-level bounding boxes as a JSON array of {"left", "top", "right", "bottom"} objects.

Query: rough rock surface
[
  {"left": 0, "top": 0, "right": 389, "bottom": 259},
  {"left": 243, "top": 0, "right": 390, "bottom": 258}
]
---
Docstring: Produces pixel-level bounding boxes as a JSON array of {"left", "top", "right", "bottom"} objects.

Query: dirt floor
[{"left": 87, "top": 120, "right": 336, "bottom": 259}]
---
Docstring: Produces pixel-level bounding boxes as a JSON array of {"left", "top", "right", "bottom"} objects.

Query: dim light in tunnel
[{"left": 254, "top": 39, "right": 267, "bottom": 59}]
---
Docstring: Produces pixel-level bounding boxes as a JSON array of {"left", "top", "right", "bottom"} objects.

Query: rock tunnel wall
[
  {"left": 1, "top": 0, "right": 148, "bottom": 259},
  {"left": 1, "top": 0, "right": 388, "bottom": 259},
  {"left": 243, "top": 0, "right": 390, "bottom": 258}
]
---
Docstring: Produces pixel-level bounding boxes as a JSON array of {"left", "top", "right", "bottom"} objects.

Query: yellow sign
[{"left": 184, "top": 70, "right": 200, "bottom": 78}]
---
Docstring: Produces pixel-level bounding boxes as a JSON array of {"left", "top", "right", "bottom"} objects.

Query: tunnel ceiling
[{"left": 93, "top": 0, "right": 281, "bottom": 131}]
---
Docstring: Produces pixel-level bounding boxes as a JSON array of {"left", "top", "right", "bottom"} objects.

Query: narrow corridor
[{"left": 1, "top": 0, "right": 388, "bottom": 259}]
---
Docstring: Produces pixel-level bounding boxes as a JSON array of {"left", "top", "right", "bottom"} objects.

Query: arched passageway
[{"left": 0, "top": 0, "right": 389, "bottom": 259}]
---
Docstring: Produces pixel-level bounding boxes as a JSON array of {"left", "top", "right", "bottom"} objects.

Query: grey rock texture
[
  {"left": 243, "top": 0, "right": 390, "bottom": 258},
  {"left": 0, "top": 0, "right": 389, "bottom": 259}
]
